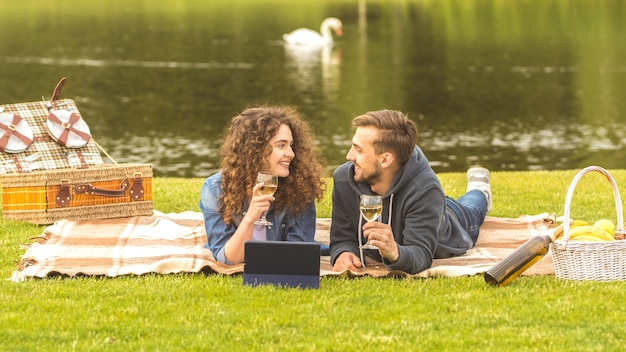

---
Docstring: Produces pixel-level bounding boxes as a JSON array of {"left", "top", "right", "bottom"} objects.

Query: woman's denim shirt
[{"left": 199, "top": 171, "right": 317, "bottom": 265}]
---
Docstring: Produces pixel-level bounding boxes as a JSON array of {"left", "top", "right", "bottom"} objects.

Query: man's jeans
[{"left": 446, "top": 190, "right": 488, "bottom": 246}]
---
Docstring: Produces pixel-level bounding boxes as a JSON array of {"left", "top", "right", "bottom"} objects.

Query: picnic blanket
[{"left": 11, "top": 211, "right": 557, "bottom": 281}]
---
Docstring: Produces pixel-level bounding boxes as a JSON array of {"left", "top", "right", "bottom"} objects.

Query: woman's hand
[{"left": 244, "top": 182, "right": 275, "bottom": 224}]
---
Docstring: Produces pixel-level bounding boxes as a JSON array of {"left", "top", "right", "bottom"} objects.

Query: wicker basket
[
  {"left": 550, "top": 166, "right": 626, "bottom": 281},
  {"left": 1, "top": 163, "right": 153, "bottom": 224}
]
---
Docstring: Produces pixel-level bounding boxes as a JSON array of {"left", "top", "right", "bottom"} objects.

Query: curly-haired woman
[{"left": 199, "top": 105, "right": 326, "bottom": 265}]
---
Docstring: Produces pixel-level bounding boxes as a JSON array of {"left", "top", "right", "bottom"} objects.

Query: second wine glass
[
  {"left": 359, "top": 194, "right": 382, "bottom": 249},
  {"left": 254, "top": 172, "right": 278, "bottom": 226}
]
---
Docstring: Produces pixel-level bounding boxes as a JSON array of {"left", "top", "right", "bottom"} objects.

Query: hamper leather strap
[
  {"left": 74, "top": 150, "right": 88, "bottom": 169},
  {"left": 56, "top": 181, "right": 71, "bottom": 207},
  {"left": 0, "top": 114, "right": 33, "bottom": 151},
  {"left": 46, "top": 112, "right": 92, "bottom": 147},
  {"left": 10, "top": 155, "right": 24, "bottom": 173},
  {"left": 51, "top": 77, "right": 67, "bottom": 105},
  {"left": 74, "top": 179, "right": 130, "bottom": 197},
  {"left": 55, "top": 175, "right": 145, "bottom": 207},
  {"left": 129, "top": 175, "right": 145, "bottom": 201}
]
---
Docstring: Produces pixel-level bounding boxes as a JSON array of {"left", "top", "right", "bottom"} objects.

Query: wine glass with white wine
[
  {"left": 254, "top": 172, "right": 278, "bottom": 226},
  {"left": 359, "top": 194, "right": 383, "bottom": 249}
]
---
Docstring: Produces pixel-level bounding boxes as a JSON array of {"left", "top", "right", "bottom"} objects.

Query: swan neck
[{"left": 320, "top": 23, "right": 333, "bottom": 41}]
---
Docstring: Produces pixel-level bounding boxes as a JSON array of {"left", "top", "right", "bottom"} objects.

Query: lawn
[{"left": 2, "top": 170, "right": 626, "bottom": 351}]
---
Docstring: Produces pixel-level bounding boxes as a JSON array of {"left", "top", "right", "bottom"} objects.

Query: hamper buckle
[{"left": 56, "top": 179, "right": 71, "bottom": 207}]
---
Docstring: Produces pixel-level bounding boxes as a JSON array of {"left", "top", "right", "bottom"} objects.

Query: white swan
[{"left": 283, "top": 17, "right": 343, "bottom": 46}]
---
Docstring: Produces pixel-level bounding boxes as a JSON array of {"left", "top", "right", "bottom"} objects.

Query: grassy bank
[{"left": 2, "top": 170, "right": 626, "bottom": 351}]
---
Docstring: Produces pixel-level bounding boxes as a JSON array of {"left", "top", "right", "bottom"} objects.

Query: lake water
[{"left": 1, "top": 0, "right": 625, "bottom": 177}]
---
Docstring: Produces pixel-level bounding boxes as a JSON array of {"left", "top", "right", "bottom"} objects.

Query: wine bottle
[{"left": 484, "top": 232, "right": 555, "bottom": 287}]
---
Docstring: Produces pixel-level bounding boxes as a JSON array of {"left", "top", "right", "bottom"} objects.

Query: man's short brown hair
[{"left": 352, "top": 109, "right": 418, "bottom": 164}]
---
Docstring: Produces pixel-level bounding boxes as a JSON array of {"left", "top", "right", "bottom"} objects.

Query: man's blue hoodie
[{"left": 330, "top": 146, "right": 473, "bottom": 274}]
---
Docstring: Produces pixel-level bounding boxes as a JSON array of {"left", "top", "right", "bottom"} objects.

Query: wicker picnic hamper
[
  {"left": 0, "top": 78, "right": 104, "bottom": 174},
  {"left": 0, "top": 78, "right": 154, "bottom": 224},
  {"left": 550, "top": 166, "right": 626, "bottom": 281},
  {"left": 1, "top": 163, "right": 153, "bottom": 224}
]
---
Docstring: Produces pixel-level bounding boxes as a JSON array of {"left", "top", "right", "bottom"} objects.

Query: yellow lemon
[{"left": 593, "top": 219, "right": 616, "bottom": 236}]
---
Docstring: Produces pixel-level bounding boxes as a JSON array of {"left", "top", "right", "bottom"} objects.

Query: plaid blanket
[{"left": 12, "top": 211, "right": 556, "bottom": 281}]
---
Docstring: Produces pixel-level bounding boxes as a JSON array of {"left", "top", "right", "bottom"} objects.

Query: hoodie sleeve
[
  {"left": 385, "top": 185, "right": 446, "bottom": 274},
  {"left": 329, "top": 165, "right": 361, "bottom": 264}
]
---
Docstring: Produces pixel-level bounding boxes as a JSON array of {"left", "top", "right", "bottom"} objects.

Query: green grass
[{"left": 2, "top": 171, "right": 626, "bottom": 351}]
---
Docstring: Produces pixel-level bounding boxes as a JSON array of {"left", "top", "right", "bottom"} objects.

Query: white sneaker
[{"left": 466, "top": 166, "right": 492, "bottom": 213}]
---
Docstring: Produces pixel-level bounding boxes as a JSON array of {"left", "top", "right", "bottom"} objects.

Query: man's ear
[{"left": 380, "top": 152, "right": 394, "bottom": 168}]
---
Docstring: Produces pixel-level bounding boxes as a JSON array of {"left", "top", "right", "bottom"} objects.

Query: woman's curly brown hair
[{"left": 218, "top": 105, "right": 326, "bottom": 224}]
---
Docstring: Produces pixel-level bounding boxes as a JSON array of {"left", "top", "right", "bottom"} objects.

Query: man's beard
[{"left": 354, "top": 163, "right": 382, "bottom": 185}]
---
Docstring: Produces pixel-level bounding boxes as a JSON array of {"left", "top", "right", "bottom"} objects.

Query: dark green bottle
[{"left": 484, "top": 234, "right": 553, "bottom": 287}]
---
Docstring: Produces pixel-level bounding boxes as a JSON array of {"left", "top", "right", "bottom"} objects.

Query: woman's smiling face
[{"left": 265, "top": 124, "right": 294, "bottom": 177}]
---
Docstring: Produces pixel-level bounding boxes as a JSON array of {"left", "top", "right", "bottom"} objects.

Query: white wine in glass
[
  {"left": 254, "top": 172, "right": 278, "bottom": 226},
  {"left": 359, "top": 194, "right": 382, "bottom": 249},
  {"left": 258, "top": 183, "right": 278, "bottom": 196}
]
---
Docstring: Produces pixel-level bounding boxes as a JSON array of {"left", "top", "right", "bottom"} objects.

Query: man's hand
[
  {"left": 362, "top": 221, "right": 399, "bottom": 263},
  {"left": 332, "top": 251, "right": 363, "bottom": 272}
]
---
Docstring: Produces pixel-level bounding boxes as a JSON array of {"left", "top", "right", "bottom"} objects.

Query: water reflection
[
  {"left": 4, "top": 56, "right": 254, "bottom": 70},
  {"left": 422, "top": 121, "right": 626, "bottom": 171},
  {"left": 284, "top": 43, "right": 341, "bottom": 102},
  {"left": 93, "top": 119, "right": 626, "bottom": 177},
  {"left": 1, "top": 0, "right": 626, "bottom": 177}
]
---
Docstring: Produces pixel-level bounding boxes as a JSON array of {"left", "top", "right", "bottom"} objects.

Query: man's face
[{"left": 346, "top": 126, "right": 382, "bottom": 184}]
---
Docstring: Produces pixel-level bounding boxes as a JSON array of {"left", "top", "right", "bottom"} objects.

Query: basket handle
[
  {"left": 562, "top": 166, "right": 626, "bottom": 241},
  {"left": 74, "top": 179, "right": 130, "bottom": 197}
]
